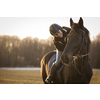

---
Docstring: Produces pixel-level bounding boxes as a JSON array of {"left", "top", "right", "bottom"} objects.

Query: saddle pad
[
  {"left": 48, "top": 54, "right": 64, "bottom": 70},
  {"left": 48, "top": 54, "right": 56, "bottom": 69}
]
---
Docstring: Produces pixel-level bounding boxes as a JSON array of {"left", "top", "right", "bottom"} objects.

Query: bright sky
[{"left": 0, "top": 17, "right": 100, "bottom": 40}]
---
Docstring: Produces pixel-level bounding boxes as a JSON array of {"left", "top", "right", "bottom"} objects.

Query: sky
[{"left": 0, "top": 17, "right": 100, "bottom": 40}]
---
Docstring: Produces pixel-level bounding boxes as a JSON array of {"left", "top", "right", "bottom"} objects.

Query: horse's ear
[
  {"left": 70, "top": 18, "right": 73, "bottom": 27},
  {"left": 78, "top": 17, "right": 83, "bottom": 28}
]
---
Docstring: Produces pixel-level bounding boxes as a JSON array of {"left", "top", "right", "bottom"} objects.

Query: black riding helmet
[{"left": 49, "top": 24, "right": 61, "bottom": 36}]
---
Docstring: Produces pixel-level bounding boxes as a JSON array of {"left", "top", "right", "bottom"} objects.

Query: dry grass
[
  {"left": 0, "top": 69, "right": 43, "bottom": 84},
  {"left": 0, "top": 69, "right": 100, "bottom": 84},
  {"left": 90, "top": 70, "right": 100, "bottom": 84}
]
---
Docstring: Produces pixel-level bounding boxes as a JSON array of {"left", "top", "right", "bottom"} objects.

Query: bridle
[
  {"left": 73, "top": 29, "right": 89, "bottom": 60},
  {"left": 64, "top": 29, "right": 89, "bottom": 76}
]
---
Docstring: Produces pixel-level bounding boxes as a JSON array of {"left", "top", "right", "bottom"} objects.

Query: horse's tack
[
  {"left": 79, "top": 29, "right": 85, "bottom": 33},
  {"left": 66, "top": 29, "right": 89, "bottom": 77},
  {"left": 73, "top": 54, "right": 89, "bottom": 59},
  {"left": 71, "top": 29, "right": 88, "bottom": 76},
  {"left": 72, "top": 53, "right": 89, "bottom": 76}
]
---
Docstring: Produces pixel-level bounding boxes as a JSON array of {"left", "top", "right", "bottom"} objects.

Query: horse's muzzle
[{"left": 61, "top": 55, "right": 70, "bottom": 64}]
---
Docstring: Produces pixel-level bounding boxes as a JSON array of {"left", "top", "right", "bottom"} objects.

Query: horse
[
  {"left": 40, "top": 17, "right": 93, "bottom": 84},
  {"left": 61, "top": 17, "right": 93, "bottom": 83}
]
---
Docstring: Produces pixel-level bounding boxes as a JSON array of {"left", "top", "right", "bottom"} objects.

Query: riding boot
[{"left": 45, "top": 63, "right": 57, "bottom": 83}]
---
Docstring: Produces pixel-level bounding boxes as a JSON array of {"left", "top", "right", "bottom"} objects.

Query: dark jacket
[{"left": 53, "top": 26, "right": 71, "bottom": 51}]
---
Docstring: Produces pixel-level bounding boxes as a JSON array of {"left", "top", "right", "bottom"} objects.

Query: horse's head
[{"left": 61, "top": 17, "right": 90, "bottom": 64}]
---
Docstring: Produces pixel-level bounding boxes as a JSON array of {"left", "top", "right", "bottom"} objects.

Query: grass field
[
  {"left": 0, "top": 69, "right": 100, "bottom": 84},
  {"left": 0, "top": 69, "right": 43, "bottom": 84}
]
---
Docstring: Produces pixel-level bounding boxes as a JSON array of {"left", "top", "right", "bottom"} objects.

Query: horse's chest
[{"left": 69, "top": 67, "right": 83, "bottom": 83}]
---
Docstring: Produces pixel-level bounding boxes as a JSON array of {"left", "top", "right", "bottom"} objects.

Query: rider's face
[{"left": 55, "top": 30, "right": 63, "bottom": 38}]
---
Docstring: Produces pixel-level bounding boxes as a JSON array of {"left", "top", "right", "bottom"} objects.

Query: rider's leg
[{"left": 45, "top": 50, "right": 62, "bottom": 83}]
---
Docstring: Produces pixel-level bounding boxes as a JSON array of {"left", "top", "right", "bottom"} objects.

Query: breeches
[{"left": 54, "top": 49, "right": 62, "bottom": 66}]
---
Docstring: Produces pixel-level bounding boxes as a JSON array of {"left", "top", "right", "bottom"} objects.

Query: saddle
[{"left": 48, "top": 54, "right": 64, "bottom": 83}]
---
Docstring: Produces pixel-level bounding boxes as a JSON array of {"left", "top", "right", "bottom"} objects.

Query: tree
[{"left": 90, "top": 33, "right": 100, "bottom": 68}]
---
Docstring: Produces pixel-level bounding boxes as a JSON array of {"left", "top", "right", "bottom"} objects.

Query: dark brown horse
[{"left": 41, "top": 17, "right": 93, "bottom": 84}]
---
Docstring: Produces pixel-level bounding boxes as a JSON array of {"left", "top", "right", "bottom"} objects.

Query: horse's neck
[
  {"left": 77, "top": 45, "right": 89, "bottom": 74},
  {"left": 76, "top": 56, "right": 88, "bottom": 74}
]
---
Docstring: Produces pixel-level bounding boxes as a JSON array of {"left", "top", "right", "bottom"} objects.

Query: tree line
[
  {"left": 0, "top": 35, "right": 54, "bottom": 67},
  {"left": 90, "top": 33, "right": 100, "bottom": 69},
  {"left": 0, "top": 34, "right": 100, "bottom": 68}
]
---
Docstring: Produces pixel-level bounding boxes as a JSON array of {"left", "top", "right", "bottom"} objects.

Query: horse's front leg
[{"left": 62, "top": 65, "right": 70, "bottom": 84}]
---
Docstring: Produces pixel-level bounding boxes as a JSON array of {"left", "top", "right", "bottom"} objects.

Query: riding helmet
[{"left": 49, "top": 24, "right": 61, "bottom": 36}]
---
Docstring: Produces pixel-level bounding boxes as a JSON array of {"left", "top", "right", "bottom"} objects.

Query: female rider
[{"left": 45, "top": 23, "right": 71, "bottom": 83}]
